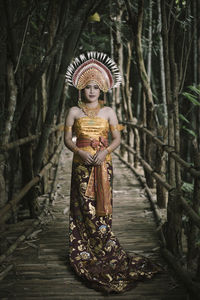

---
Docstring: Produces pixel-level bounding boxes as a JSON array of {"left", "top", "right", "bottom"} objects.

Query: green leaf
[
  {"left": 188, "top": 85, "right": 200, "bottom": 96},
  {"left": 179, "top": 114, "right": 190, "bottom": 123},
  {"left": 196, "top": 240, "right": 200, "bottom": 247},
  {"left": 182, "top": 126, "right": 197, "bottom": 137},
  {"left": 30, "top": 21, "right": 39, "bottom": 31},
  {"left": 182, "top": 92, "right": 200, "bottom": 106},
  {"left": 181, "top": 182, "right": 193, "bottom": 193}
]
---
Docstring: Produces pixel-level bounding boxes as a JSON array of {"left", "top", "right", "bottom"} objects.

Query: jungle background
[{"left": 0, "top": 0, "right": 200, "bottom": 297}]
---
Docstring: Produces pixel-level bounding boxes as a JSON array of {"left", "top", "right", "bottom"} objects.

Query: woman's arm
[
  {"left": 64, "top": 107, "right": 79, "bottom": 153},
  {"left": 64, "top": 107, "right": 94, "bottom": 165},
  {"left": 106, "top": 107, "right": 121, "bottom": 152}
]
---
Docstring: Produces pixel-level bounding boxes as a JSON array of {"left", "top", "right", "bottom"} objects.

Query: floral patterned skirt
[{"left": 68, "top": 160, "right": 160, "bottom": 294}]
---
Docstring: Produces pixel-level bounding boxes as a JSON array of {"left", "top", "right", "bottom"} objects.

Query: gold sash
[{"left": 76, "top": 137, "right": 112, "bottom": 216}]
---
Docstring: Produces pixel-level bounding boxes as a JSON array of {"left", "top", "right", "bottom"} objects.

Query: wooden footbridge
[
  {"left": 2, "top": 1, "right": 200, "bottom": 298},
  {"left": 0, "top": 148, "right": 188, "bottom": 300}
]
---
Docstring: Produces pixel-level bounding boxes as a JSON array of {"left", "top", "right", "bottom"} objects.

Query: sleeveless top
[{"left": 73, "top": 116, "right": 111, "bottom": 164}]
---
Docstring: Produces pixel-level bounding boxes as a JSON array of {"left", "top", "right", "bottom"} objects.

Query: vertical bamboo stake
[
  {"left": 125, "top": 41, "right": 134, "bottom": 164},
  {"left": 157, "top": 0, "right": 167, "bottom": 127},
  {"left": 155, "top": 126, "right": 167, "bottom": 208},
  {"left": 161, "top": 0, "right": 182, "bottom": 257},
  {"left": 187, "top": 141, "right": 200, "bottom": 271}
]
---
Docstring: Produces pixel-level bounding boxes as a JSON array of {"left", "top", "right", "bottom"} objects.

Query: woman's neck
[{"left": 84, "top": 100, "right": 99, "bottom": 108}]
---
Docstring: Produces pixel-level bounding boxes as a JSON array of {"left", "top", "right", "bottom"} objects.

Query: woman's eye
[{"left": 85, "top": 85, "right": 99, "bottom": 90}]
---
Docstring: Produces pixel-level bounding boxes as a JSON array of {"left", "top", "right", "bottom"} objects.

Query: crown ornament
[{"left": 65, "top": 52, "right": 122, "bottom": 92}]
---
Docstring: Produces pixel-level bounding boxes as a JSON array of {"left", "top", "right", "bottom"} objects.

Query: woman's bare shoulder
[
  {"left": 102, "top": 106, "right": 115, "bottom": 113},
  {"left": 103, "top": 106, "right": 116, "bottom": 117},
  {"left": 68, "top": 106, "right": 80, "bottom": 116},
  {"left": 102, "top": 106, "right": 118, "bottom": 124}
]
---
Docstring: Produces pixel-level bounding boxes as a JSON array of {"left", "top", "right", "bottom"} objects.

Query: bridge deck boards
[{"left": 0, "top": 149, "right": 187, "bottom": 299}]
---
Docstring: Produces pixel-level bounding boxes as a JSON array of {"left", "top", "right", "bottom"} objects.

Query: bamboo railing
[
  {"left": 0, "top": 123, "right": 64, "bottom": 223},
  {"left": 0, "top": 141, "right": 63, "bottom": 224},
  {"left": 120, "top": 141, "right": 200, "bottom": 229},
  {"left": 0, "top": 123, "right": 64, "bottom": 152},
  {"left": 118, "top": 121, "right": 200, "bottom": 296},
  {"left": 121, "top": 121, "right": 200, "bottom": 177}
]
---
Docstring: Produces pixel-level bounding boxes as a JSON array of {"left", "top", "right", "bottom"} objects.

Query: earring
[{"left": 104, "top": 92, "right": 107, "bottom": 103}]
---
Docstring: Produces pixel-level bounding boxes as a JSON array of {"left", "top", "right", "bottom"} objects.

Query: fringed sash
[{"left": 76, "top": 137, "right": 112, "bottom": 216}]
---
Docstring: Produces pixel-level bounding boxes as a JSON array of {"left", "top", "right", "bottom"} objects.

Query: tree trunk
[
  {"left": 0, "top": 0, "right": 7, "bottom": 135},
  {"left": 161, "top": 0, "right": 182, "bottom": 257},
  {"left": 157, "top": 0, "right": 167, "bottom": 127},
  {"left": 0, "top": 61, "right": 17, "bottom": 207},
  {"left": 18, "top": 97, "right": 35, "bottom": 216},
  {"left": 137, "top": 1, "right": 154, "bottom": 187},
  {"left": 196, "top": 0, "right": 200, "bottom": 147},
  {"left": 113, "top": 0, "right": 124, "bottom": 122},
  {"left": 147, "top": 0, "right": 152, "bottom": 80},
  {"left": 187, "top": 142, "right": 200, "bottom": 272},
  {"left": 33, "top": 28, "right": 83, "bottom": 175},
  {"left": 155, "top": 126, "right": 167, "bottom": 208},
  {"left": 125, "top": 41, "right": 134, "bottom": 164},
  {"left": 12, "top": 0, "right": 103, "bottom": 127},
  {"left": 2, "top": 61, "right": 17, "bottom": 145}
]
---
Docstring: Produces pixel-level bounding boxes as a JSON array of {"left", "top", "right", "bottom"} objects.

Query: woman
[{"left": 64, "top": 52, "right": 160, "bottom": 293}]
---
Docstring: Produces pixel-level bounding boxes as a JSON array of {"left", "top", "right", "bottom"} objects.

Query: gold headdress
[{"left": 65, "top": 52, "right": 122, "bottom": 92}]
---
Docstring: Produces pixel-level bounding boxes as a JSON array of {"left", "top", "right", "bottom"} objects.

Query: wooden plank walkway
[{"left": 0, "top": 148, "right": 188, "bottom": 300}]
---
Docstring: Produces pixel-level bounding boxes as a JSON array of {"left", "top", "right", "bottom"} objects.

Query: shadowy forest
[{"left": 0, "top": 0, "right": 200, "bottom": 297}]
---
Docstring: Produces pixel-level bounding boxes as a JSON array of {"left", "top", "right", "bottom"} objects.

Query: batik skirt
[{"left": 68, "top": 160, "right": 160, "bottom": 294}]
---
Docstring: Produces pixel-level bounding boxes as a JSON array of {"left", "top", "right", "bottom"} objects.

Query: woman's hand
[
  {"left": 78, "top": 150, "right": 94, "bottom": 165},
  {"left": 93, "top": 150, "right": 108, "bottom": 166}
]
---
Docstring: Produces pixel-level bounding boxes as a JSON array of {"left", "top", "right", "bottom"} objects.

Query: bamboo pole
[
  {"left": 0, "top": 207, "right": 47, "bottom": 265},
  {"left": 121, "top": 121, "right": 200, "bottom": 178},
  {"left": 120, "top": 141, "right": 200, "bottom": 230},
  {"left": 0, "top": 123, "right": 64, "bottom": 152},
  {"left": 121, "top": 142, "right": 171, "bottom": 189},
  {"left": 0, "top": 264, "right": 14, "bottom": 280},
  {"left": 114, "top": 150, "right": 200, "bottom": 297},
  {"left": 0, "top": 141, "right": 63, "bottom": 224},
  {"left": 161, "top": 248, "right": 200, "bottom": 297},
  {"left": 49, "top": 158, "right": 60, "bottom": 203}
]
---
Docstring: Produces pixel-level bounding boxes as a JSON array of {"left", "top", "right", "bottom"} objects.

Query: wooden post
[
  {"left": 187, "top": 141, "right": 200, "bottom": 272},
  {"left": 0, "top": 141, "right": 63, "bottom": 224},
  {"left": 155, "top": 126, "right": 167, "bottom": 208},
  {"left": 161, "top": 0, "right": 182, "bottom": 257}
]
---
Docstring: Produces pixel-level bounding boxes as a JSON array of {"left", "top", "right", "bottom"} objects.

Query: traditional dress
[
  {"left": 68, "top": 115, "right": 160, "bottom": 293},
  {"left": 66, "top": 52, "right": 160, "bottom": 293}
]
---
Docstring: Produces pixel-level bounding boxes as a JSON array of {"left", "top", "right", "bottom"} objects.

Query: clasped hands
[{"left": 78, "top": 149, "right": 108, "bottom": 166}]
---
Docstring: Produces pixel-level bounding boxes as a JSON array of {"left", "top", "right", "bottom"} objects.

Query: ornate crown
[{"left": 65, "top": 52, "right": 122, "bottom": 92}]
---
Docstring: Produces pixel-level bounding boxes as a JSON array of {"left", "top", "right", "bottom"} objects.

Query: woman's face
[{"left": 83, "top": 81, "right": 100, "bottom": 103}]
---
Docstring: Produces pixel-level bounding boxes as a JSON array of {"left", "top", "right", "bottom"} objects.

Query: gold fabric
[
  {"left": 73, "top": 117, "right": 111, "bottom": 163},
  {"left": 110, "top": 124, "right": 125, "bottom": 132},
  {"left": 59, "top": 125, "right": 72, "bottom": 132},
  {"left": 73, "top": 118, "right": 112, "bottom": 216},
  {"left": 64, "top": 125, "right": 72, "bottom": 132},
  {"left": 76, "top": 136, "right": 112, "bottom": 217}
]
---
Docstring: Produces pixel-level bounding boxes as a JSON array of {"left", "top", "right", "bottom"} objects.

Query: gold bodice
[
  {"left": 73, "top": 116, "right": 111, "bottom": 163},
  {"left": 74, "top": 116, "right": 109, "bottom": 139}
]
